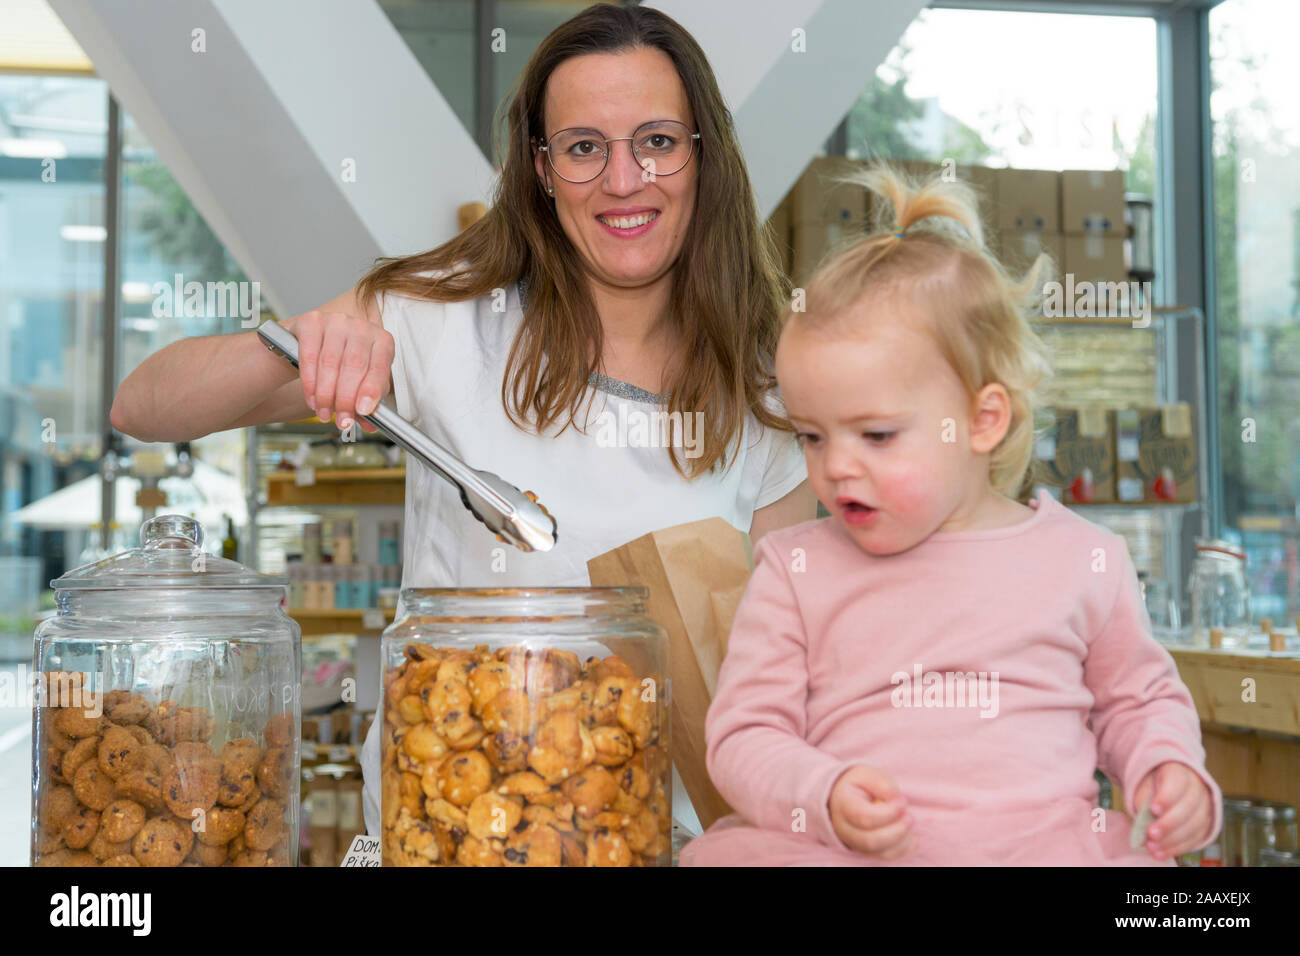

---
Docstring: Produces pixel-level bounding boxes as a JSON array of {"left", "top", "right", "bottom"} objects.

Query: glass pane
[
  {"left": 0, "top": 73, "right": 105, "bottom": 868},
  {"left": 1209, "top": 0, "right": 1300, "bottom": 623},
  {"left": 0, "top": 73, "right": 107, "bottom": 603},
  {"left": 378, "top": 0, "right": 477, "bottom": 145},
  {"left": 116, "top": 108, "right": 254, "bottom": 538}
]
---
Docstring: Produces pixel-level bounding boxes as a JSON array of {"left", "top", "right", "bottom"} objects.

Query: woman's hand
[
  {"left": 1129, "top": 762, "right": 1215, "bottom": 860},
  {"left": 828, "top": 764, "right": 914, "bottom": 859},
  {"left": 288, "top": 309, "right": 395, "bottom": 433}
]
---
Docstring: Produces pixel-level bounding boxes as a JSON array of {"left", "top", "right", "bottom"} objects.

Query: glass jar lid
[
  {"left": 51, "top": 514, "right": 286, "bottom": 590},
  {"left": 1242, "top": 801, "right": 1297, "bottom": 821},
  {"left": 1194, "top": 537, "right": 1245, "bottom": 561}
]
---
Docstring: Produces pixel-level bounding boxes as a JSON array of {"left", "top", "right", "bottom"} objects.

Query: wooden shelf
[
  {"left": 1170, "top": 647, "right": 1300, "bottom": 737},
  {"left": 266, "top": 467, "right": 405, "bottom": 506},
  {"left": 291, "top": 607, "right": 396, "bottom": 636}
]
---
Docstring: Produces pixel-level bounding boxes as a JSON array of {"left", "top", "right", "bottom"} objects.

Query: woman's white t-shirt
[{"left": 359, "top": 279, "right": 807, "bottom": 836}]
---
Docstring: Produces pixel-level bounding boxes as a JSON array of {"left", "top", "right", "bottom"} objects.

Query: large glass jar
[
  {"left": 1187, "top": 539, "right": 1250, "bottom": 648},
  {"left": 31, "top": 514, "right": 301, "bottom": 867},
  {"left": 380, "top": 587, "right": 670, "bottom": 867},
  {"left": 1241, "top": 801, "right": 1298, "bottom": 867},
  {"left": 1220, "top": 795, "right": 1255, "bottom": 866}
]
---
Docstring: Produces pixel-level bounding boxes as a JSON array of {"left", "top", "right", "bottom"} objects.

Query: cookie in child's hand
[{"left": 1129, "top": 802, "right": 1154, "bottom": 851}]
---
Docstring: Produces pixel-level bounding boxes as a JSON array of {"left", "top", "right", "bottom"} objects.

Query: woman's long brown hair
[{"left": 355, "top": 2, "right": 790, "bottom": 478}]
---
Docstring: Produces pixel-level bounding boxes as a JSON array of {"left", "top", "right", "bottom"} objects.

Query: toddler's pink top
[{"left": 681, "top": 491, "right": 1221, "bottom": 866}]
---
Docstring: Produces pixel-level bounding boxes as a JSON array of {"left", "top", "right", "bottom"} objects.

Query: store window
[{"left": 1209, "top": 0, "right": 1300, "bottom": 620}]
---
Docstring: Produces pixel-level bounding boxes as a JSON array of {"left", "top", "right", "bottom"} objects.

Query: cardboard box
[
  {"left": 1063, "top": 234, "right": 1128, "bottom": 288},
  {"left": 994, "top": 168, "right": 1060, "bottom": 234},
  {"left": 1061, "top": 169, "right": 1126, "bottom": 235},
  {"left": 792, "top": 157, "right": 869, "bottom": 226},
  {"left": 1035, "top": 407, "right": 1116, "bottom": 504},
  {"left": 1114, "top": 405, "right": 1197, "bottom": 503},
  {"left": 999, "top": 230, "right": 1062, "bottom": 277}
]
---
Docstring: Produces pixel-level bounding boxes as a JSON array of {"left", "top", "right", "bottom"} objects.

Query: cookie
[
  {"left": 99, "top": 798, "right": 147, "bottom": 843},
  {"left": 63, "top": 806, "right": 99, "bottom": 849},
  {"left": 187, "top": 840, "right": 229, "bottom": 867},
  {"left": 113, "top": 770, "right": 165, "bottom": 813},
  {"left": 104, "top": 690, "right": 151, "bottom": 726},
  {"left": 88, "top": 828, "right": 133, "bottom": 862},
  {"left": 102, "top": 854, "right": 141, "bottom": 867},
  {"left": 132, "top": 816, "right": 193, "bottom": 866},
  {"left": 155, "top": 704, "right": 215, "bottom": 745},
  {"left": 466, "top": 792, "right": 522, "bottom": 840},
  {"left": 586, "top": 827, "right": 633, "bottom": 867},
  {"left": 61, "top": 735, "right": 101, "bottom": 782},
  {"left": 195, "top": 806, "right": 245, "bottom": 847},
  {"left": 243, "top": 798, "right": 285, "bottom": 851},
  {"left": 162, "top": 761, "right": 220, "bottom": 820},
  {"left": 255, "top": 747, "right": 293, "bottom": 800},
  {"left": 98, "top": 725, "right": 149, "bottom": 779},
  {"left": 435, "top": 751, "right": 492, "bottom": 807},
  {"left": 72, "top": 761, "right": 116, "bottom": 811},
  {"left": 38, "top": 784, "right": 79, "bottom": 834},
  {"left": 504, "top": 822, "right": 563, "bottom": 867},
  {"left": 220, "top": 737, "right": 262, "bottom": 769},
  {"left": 53, "top": 697, "right": 104, "bottom": 738},
  {"left": 264, "top": 712, "right": 295, "bottom": 748},
  {"left": 216, "top": 763, "right": 257, "bottom": 808}
]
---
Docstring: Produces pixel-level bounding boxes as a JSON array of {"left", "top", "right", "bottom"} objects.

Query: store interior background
[{"left": 1, "top": 0, "right": 1297, "bottom": 866}]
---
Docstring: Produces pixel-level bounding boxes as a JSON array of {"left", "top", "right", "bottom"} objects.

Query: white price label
[
  {"left": 1035, "top": 436, "right": 1056, "bottom": 461},
  {"left": 328, "top": 744, "right": 351, "bottom": 763},
  {"left": 340, "top": 834, "right": 381, "bottom": 867},
  {"left": 295, "top": 466, "right": 316, "bottom": 487},
  {"left": 301, "top": 740, "right": 318, "bottom": 761},
  {"left": 362, "top": 608, "right": 384, "bottom": 629}
]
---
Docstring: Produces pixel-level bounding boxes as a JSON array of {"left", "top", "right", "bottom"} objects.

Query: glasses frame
[{"left": 536, "top": 120, "right": 701, "bottom": 184}]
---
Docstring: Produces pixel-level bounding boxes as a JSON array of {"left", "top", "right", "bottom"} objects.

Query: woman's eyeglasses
[{"left": 536, "top": 120, "right": 700, "bottom": 184}]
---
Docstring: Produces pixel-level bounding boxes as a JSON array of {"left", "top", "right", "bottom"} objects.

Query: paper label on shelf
[
  {"left": 1035, "top": 435, "right": 1056, "bottom": 461},
  {"left": 328, "top": 744, "right": 351, "bottom": 763},
  {"left": 1117, "top": 434, "right": 1140, "bottom": 461},
  {"left": 295, "top": 466, "right": 316, "bottom": 487},
  {"left": 340, "top": 834, "right": 381, "bottom": 867},
  {"left": 362, "top": 608, "right": 384, "bottom": 629},
  {"left": 301, "top": 740, "right": 318, "bottom": 761},
  {"left": 1118, "top": 477, "right": 1144, "bottom": 501}
]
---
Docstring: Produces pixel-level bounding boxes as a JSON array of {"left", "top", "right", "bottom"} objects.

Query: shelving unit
[
  {"left": 291, "top": 607, "right": 396, "bottom": 636},
  {"left": 265, "top": 467, "right": 405, "bottom": 506},
  {"left": 1032, "top": 305, "right": 1210, "bottom": 607}
]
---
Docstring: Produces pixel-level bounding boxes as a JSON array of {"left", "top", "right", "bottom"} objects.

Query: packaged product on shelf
[
  {"left": 309, "top": 770, "right": 339, "bottom": 867},
  {"left": 1034, "top": 407, "right": 1116, "bottom": 504},
  {"left": 378, "top": 520, "right": 401, "bottom": 566},
  {"left": 337, "top": 772, "right": 364, "bottom": 856},
  {"left": 1114, "top": 404, "right": 1197, "bottom": 504},
  {"left": 332, "top": 518, "right": 354, "bottom": 565},
  {"left": 993, "top": 168, "right": 1061, "bottom": 234}
]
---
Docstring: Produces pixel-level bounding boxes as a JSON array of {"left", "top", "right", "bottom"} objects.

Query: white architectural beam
[{"left": 48, "top": 0, "right": 494, "bottom": 317}]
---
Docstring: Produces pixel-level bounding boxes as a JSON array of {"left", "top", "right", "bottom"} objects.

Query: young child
[{"left": 681, "top": 166, "right": 1221, "bottom": 866}]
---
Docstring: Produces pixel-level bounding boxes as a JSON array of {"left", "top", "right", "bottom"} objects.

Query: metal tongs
[{"left": 256, "top": 320, "right": 557, "bottom": 553}]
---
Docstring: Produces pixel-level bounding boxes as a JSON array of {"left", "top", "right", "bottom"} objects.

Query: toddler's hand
[
  {"left": 828, "top": 764, "right": 914, "bottom": 859},
  {"left": 1130, "top": 762, "right": 1215, "bottom": 860}
]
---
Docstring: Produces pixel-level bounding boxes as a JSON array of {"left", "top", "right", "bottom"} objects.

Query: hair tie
[{"left": 892, "top": 225, "right": 906, "bottom": 239}]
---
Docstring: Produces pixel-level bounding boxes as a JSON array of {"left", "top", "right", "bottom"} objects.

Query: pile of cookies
[
  {"left": 382, "top": 643, "right": 670, "bottom": 866},
  {"left": 32, "top": 671, "right": 295, "bottom": 867}
]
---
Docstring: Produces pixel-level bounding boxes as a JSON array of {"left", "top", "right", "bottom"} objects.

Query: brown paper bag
[{"left": 587, "top": 516, "right": 754, "bottom": 830}]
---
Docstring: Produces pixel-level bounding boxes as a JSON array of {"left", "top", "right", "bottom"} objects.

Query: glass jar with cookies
[
  {"left": 31, "top": 514, "right": 301, "bottom": 867},
  {"left": 379, "top": 587, "right": 670, "bottom": 866}
]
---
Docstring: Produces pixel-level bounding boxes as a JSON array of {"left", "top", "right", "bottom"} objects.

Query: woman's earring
[{"left": 547, "top": 185, "right": 554, "bottom": 195}]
